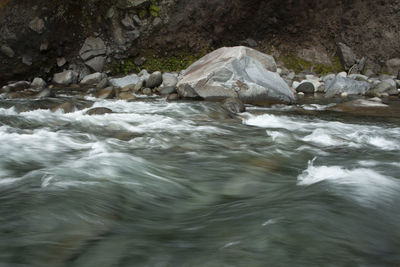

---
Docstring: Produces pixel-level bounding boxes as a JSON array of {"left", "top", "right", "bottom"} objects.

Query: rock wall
[{"left": 0, "top": 0, "right": 399, "bottom": 85}]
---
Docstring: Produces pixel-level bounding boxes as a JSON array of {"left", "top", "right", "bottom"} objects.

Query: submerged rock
[
  {"left": 51, "top": 102, "right": 76, "bottom": 113},
  {"left": 325, "top": 75, "right": 370, "bottom": 97},
  {"left": 222, "top": 97, "right": 246, "bottom": 113},
  {"left": 86, "top": 107, "right": 113, "bottom": 115},
  {"left": 176, "top": 46, "right": 294, "bottom": 104}
]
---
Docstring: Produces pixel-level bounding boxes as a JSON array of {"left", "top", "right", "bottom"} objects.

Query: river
[{"left": 0, "top": 97, "right": 399, "bottom": 266}]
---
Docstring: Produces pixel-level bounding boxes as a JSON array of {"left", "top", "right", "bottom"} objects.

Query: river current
[{"left": 0, "top": 97, "right": 399, "bottom": 266}]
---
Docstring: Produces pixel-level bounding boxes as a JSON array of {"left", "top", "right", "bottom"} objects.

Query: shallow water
[{"left": 0, "top": 97, "right": 399, "bottom": 266}]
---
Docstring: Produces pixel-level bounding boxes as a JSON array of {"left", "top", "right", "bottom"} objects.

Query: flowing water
[{"left": 0, "top": 97, "right": 399, "bottom": 266}]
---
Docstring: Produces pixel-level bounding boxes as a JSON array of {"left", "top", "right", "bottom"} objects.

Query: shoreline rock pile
[{"left": 1, "top": 46, "right": 399, "bottom": 115}]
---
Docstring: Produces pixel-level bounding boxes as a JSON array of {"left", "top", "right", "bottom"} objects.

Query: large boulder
[
  {"left": 325, "top": 75, "right": 370, "bottom": 98},
  {"left": 176, "top": 46, "right": 294, "bottom": 104},
  {"left": 109, "top": 74, "right": 141, "bottom": 88},
  {"left": 80, "top": 72, "right": 107, "bottom": 85},
  {"left": 337, "top": 42, "right": 357, "bottom": 70},
  {"left": 53, "top": 70, "right": 78, "bottom": 85},
  {"left": 79, "top": 37, "right": 106, "bottom": 61}
]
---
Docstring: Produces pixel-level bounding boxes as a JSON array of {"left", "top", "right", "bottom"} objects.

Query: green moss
[
  {"left": 108, "top": 49, "right": 210, "bottom": 75},
  {"left": 149, "top": 5, "right": 160, "bottom": 17},
  {"left": 279, "top": 53, "right": 343, "bottom": 75},
  {"left": 138, "top": 9, "right": 147, "bottom": 19}
]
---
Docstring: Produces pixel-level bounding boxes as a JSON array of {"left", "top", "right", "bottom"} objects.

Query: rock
[
  {"left": 325, "top": 75, "right": 370, "bottom": 97},
  {"left": 369, "top": 80, "right": 398, "bottom": 96},
  {"left": 296, "top": 82, "right": 315, "bottom": 94},
  {"left": 51, "top": 102, "right": 76, "bottom": 113},
  {"left": 134, "top": 56, "right": 146, "bottom": 66},
  {"left": 369, "top": 97, "right": 382, "bottom": 103},
  {"left": 297, "top": 92, "right": 305, "bottom": 97},
  {"left": 176, "top": 46, "right": 293, "bottom": 104},
  {"left": 109, "top": 74, "right": 141, "bottom": 88},
  {"left": 322, "top": 74, "right": 336, "bottom": 83},
  {"left": 53, "top": 70, "right": 78, "bottom": 85},
  {"left": 57, "top": 57, "right": 67, "bottom": 67},
  {"left": 121, "top": 15, "right": 135, "bottom": 30},
  {"left": 161, "top": 86, "right": 177, "bottom": 96},
  {"left": 79, "top": 37, "right": 106, "bottom": 61},
  {"left": 40, "top": 41, "right": 49, "bottom": 52},
  {"left": 340, "top": 92, "right": 348, "bottom": 98},
  {"left": 222, "top": 97, "right": 246, "bottom": 113},
  {"left": 167, "top": 93, "right": 179, "bottom": 100},
  {"left": 142, "top": 88, "right": 152, "bottom": 95},
  {"left": 145, "top": 71, "right": 162, "bottom": 88},
  {"left": 85, "top": 56, "right": 106, "bottom": 72},
  {"left": 337, "top": 42, "right": 357, "bottom": 70},
  {"left": 94, "top": 87, "right": 115, "bottom": 99},
  {"left": 29, "top": 17, "right": 45, "bottom": 34},
  {"left": 31, "top": 77, "right": 46, "bottom": 89},
  {"left": 397, "top": 71, "right": 400, "bottom": 80},
  {"left": 386, "top": 58, "right": 400, "bottom": 75},
  {"left": 0, "top": 45, "right": 14, "bottom": 58},
  {"left": 80, "top": 72, "right": 106, "bottom": 85},
  {"left": 86, "top": 107, "right": 113, "bottom": 115},
  {"left": 298, "top": 47, "right": 332, "bottom": 65},
  {"left": 152, "top": 17, "right": 162, "bottom": 27},
  {"left": 338, "top": 72, "right": 347, "bottom": 78},
  {"left": 162, "top": 73, "right": 178, "bottom": 88},
  {"left": 348, "top": 74, "right": 368, "bottom": 81},
  {"left": 96, "top": 78, "right": 108, "bottom": 89},
  {"left": 118, "top": 92, "right": 137, "bottom": 100},
  {"left": 34, "top": 88, "right": 52, "bottom": 98},
  {"left": 3, "top": 81, "right": 30, "bottom": 92},
  {"left": 133, "top": 80, "right": 144, "bottom": 93}
]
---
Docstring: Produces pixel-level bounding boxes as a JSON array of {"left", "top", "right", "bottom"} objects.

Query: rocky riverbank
[{"left": 1, "top": 46, "right": 399, "bottom": 119}]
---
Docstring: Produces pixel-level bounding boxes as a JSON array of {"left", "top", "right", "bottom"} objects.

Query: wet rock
[
  {"left": 177, "top": 46, "right": 293, "bottom": 104},
  {"left": 142, "top": 88, "right": 152, "bottom": 95},
  {"left": 53, "top": 70, "right": 78, "bottom": 85},
  {"left": 85, "top": 56, "right": 106, "bottom": 72},
  {"left": 51, "top": 102, "right": 76, "bottom": 113},
  {"left": 161, "top": 86, "right": 177, "bottom": 96},
  {"left": 80, "top": 72, "right": 107, "bottom": 85},
  {"left": 96, "top": 78, "right": 109, "bottom": 90},
  {"left": 0, "top": 45, "right": 14, "bottom": 58},
  {"left": 296, "top": 82, "right": 315, "bottom": 94},
  {"left": 222, "top": 97, "right": 245, "bottom": 113},
  {"left": 29, "top": 17, "right": 45, "bottom": 34},
  {"left": 348, "top": 74, "right": 368, "bottom": 81},
  {"left": 386, "top": 58, "right": 400, "bottom": 76},
  {"left": 3, "top": 81, "right": 30, "bottom": 92},
  {"left": 337, "top": 42, "right": 357, "bottom": 70},
  {"left": 79, "top": 37, "right": 107, "bottom": 61},
  {"left": 325, "top": 75, "right": 370, "bottom": 97},
  {"left": 86, "top": 107, "right": 113, "bottom": 115},
  {"left": 167, "top": 93, "right": 179, "bottom": 100},
  {"left": 162, "top": 73, "right": 178, "bottom": 88},
  {"left": 35, "top": 88, "right": 52, "bottom": 98},
  {"left": 95, "top": 87, "right": 116, "bottom": 99},
  {"left": 109, "top": 74, "right": 141, "bottom": 88},
  {"left": 145, "top": 71, "right": 162, "bottom": 88},
  {"left": 31, "top": 77, "right": 46, "bottom": 89},
  {"left": 118, "top": 92, "right": 137, "bottom": 100}
]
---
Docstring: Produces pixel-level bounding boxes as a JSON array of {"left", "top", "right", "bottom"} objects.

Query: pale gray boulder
[
  {"left": 53, "top": 70, "right": 78, "bottom": 85},
  {"left": 176, "top": 46, "right": 294, "bottom": 104},
  {"left": 109, "top": 74, "right": 141, "bottom": 88},
  {"left": 325, "top": 75, "right": 370, "bottom": 98}
]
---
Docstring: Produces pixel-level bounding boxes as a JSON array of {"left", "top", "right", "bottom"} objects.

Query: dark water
[{"left": 0, "top": 98, "right": 399, "bottom": 266}]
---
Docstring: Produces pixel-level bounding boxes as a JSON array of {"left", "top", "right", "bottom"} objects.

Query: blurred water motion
[{"left": 0, "top": 98, "right": 399, "bottom": 266}]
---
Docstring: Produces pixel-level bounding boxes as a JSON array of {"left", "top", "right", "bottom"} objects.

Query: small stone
[
  {"left": 22, "top": 55, "right": 32, "bottom": 66},
  {"left": 29, "top": 17, "right": 45, "bottom": 34},
  {"left": 40, "top": 41, "right": 49, "bottom": 51},
  {"left": 142, "top": 88, "right": 152, "bottom": 95},
  {"left": 94, "top": 86, "right": 115, "bottom": 99},
  {"left": 96, "top": 78, "right": 109, "bottom": 89},
  {"left": 86, "top": 107, "right": 113, "bottom": 115},
  {"left": 134, "top": 57, "right": 146, "bottom": 66},
  {"left": 245, "top": 38, "right": 258, "bottom": 47},
  {"left": 340, "top": 92, "right": 348, "bottom": 98},
  {"left": 296, "top": 82, "right": 315, "bottom": 94},
  {"left": 0, "top": 45, "right": 15, "bottom": 58},
  {"left": 167, "top": 93, "right": 179, "bottom": 100},
  {"left": 145, "top": 71, "right": 162, "bottom": 88},
  {"left": 118, "top": 92, "right": 137, "bottom": 100},
  {"left": 31, "top": 77, "right": 46, "bottom": 89},
  {"left": 35, "top": 88, "right": 52, "bottom": 98},
  {"left": 53, "top": 70, "right": 78, "bottom": 85},
  {"left": 57, "top": 57, "right": 67, "bottom": 67},
  {"left": 80, "top": 72, "right": 106, "bottom": 85},
  {"left": 121, "top": 15, "right": 135, "bottom": 30},
  {"left": 79, "top": 37, "right": 106, "bottom": 61},
  {"left": 152, "top": 17, "right": 162, "bottom": 27}
]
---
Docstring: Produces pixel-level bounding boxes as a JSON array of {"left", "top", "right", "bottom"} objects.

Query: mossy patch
[
  {"left": 279, "top": 53, "right": 343, "bottom": 75},
  {"left": 108, "top": 49, "right": 210, "bottom": 75}
]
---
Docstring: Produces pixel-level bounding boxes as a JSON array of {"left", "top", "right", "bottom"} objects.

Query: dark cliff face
[{"left": 0, "top": 0, "right": 399, "bottom": 85}]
